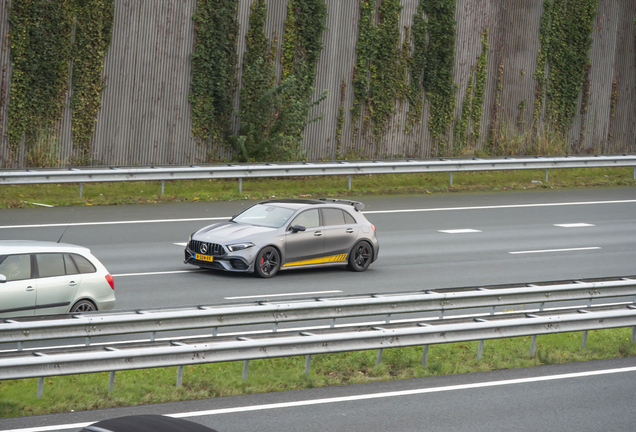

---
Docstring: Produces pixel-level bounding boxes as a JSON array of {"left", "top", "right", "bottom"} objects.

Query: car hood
[{"left": 194, "top": 221, "right": 277, "bottom": 242}]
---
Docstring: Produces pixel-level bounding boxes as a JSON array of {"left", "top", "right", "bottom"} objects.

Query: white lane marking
[
  {"left": 0, "top": 217, "right": 229, "bottom": 229},
  {"left": 8, "top": 366, "right": 636, "bottom": 432},
  {"left": 174, "top": 242, "right": 187, "bottom": 246},
  {"left": 438, "top": 229, "right": 482, "bottom": 234},
  {"left": 363, "top": 199, "right": 636, "bottom": 214},
  {"left": 21, "top": 201, "right": 54, "bottom": 208},
  {"left": 225, "top": 290, "right": 343, "bottom": 300},
  {"left": 554, "top": 223, "right": 595, "bottom": 228},
  {"left": 509, "top": 247, "right": 601, "bottom": 255},
  {"left": 114, "top": 270, "right": 202, "bottom": 277},
  {"left": 1, "top": 199, "right": 635, "bottom": 229}
]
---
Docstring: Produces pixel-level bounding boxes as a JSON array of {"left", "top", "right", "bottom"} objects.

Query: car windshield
[{"left": 232, "top": 204, "right": 296, "bottom": 228}]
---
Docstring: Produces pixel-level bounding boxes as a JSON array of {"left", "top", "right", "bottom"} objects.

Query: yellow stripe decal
[{"left": 283, "top": 254, "right": 349, "bottom": 268}]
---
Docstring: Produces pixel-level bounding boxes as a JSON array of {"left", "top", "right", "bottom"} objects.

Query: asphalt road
[
  {"left": 1, "top": 357, "right": 635, "bottom": 432},
  {"left": 1, "top": 187, "right": 635, "bottom": 310}
]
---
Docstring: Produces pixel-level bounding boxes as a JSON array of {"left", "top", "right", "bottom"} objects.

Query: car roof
[
  {"left": 81, "top": 415, "right": 218, "bottom": 432},
  {"left": 259, "top": 199, "right": 364, "bottom": 211},
  {"left": 0, "top": 240, "right": 90, "bottom": 254}
]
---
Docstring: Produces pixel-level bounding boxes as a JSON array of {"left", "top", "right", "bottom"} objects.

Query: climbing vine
[
  {"left": 350, "top": 0, "right": 374, "bottom": 131},
  {"left": 189, "top": 0, "right": 239, "bottom": 144},
  {"left": 453, "top": 71, "right": 474, "bottom": 152},
  {"left": 71, "top": 0, "right": 115, "bottom": 160},
  {"left": 406, "top": 2, "right": 427, "bottom": 131},
  {"left": 231, "top": 0, "right": 328, "bottom": 162},
  {"left": 490, "top": 56, "right": 504, "bottom": 154},
  {"left": 368, "top": 0, "right": 403, "bottom": 140},
  {"left": 7, "top": 0, "right": 74, "bottom": 159},
  {"left": 534, "top": 0, "right": 598, "bottom": 135},
  {"left": 335, "top": 78, "right": 346, "bottom": 158},
  {"left": 471, "top": 28, "right": 489, "bottom": 142},
  {"left": 420, "top": 0, "right": 457, "bottom": 146}
]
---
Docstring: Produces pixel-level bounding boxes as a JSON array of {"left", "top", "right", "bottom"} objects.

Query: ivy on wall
[
  {"left": 189, "top": 0, "right": 239, "bottom": 144},
  {"left": 71, "top": 0, "right": 115, "bottom": 161},
  {"left": 419, "top": 0, "right": 457, "bottom": 148},
  {"left": 231, "top": 0, "right": 328, "bottom": 162},
  {"left": 453, "top": 70, "right": 473, "bottom": 153},
  {"left": 351, "top": 0, "right": 375, "bottom": 133},
  {"left": 533, "top": 0, "right": 598, "bottom": 136},
  {"left": 471, "top": 28, "right": 489, "bottom": 142},
  {"left": 406, "top": 3, "right": 427, "bottom": 132},
  {"left": 335, "top": 78, "right": 346, "bottom": 158},
  {"left": 7, "top": 0, "right": 74, "bottom": 160}
]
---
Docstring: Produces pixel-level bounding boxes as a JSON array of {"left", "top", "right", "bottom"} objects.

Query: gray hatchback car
[{"left": 184, "top": 199, "right": 379, "bottom": 277}]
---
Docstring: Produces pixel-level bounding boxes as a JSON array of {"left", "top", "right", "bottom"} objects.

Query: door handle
[
  {"left": 26, "top": 286, "right": 34, "bottom": 292},
  {"left": 314, "top": 231, "right": 322, "bottom": 236},
  {"left": 346, "top": 228, "right": 354, "bottom": 233},
  {"left": 69, "top": 281, "right": 78, "bottom": 286}
]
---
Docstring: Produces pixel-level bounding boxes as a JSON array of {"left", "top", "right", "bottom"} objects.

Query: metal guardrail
[
  {"left": 1, "top": 155, "right": 635, "bottom": 195},
  {"left": 1, "top": 304, "right": 635, "bottom": 396},
  {"left": 2, "top": 278, "right": 635, "bottom": 347}
]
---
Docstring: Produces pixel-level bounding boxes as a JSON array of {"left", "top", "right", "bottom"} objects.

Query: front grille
[{"left": 189, "top": 240, "right": 225, "bottom": 256}]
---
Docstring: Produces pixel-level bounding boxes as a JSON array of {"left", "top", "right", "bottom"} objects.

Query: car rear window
[
  {"left": 0, "top": 254, "right": 32, "bottom": 281},
  {"left": 70, "top": 254, "right": 96, "bottom": 274},
  {"left": 343, "top": 211, "right": 356, "bottom": 224},
  {"left": 36, "top": 254, "right": 66, "bottom": 278},
  {"left": 64, "top": 254, "right": 79, "bottom": 275},
  {"left": 322, "top": 208, "right": 345, "bottom": 226}
]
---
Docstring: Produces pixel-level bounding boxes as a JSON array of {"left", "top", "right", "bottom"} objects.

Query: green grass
[
  {"left": 2, "top": 167, "right": 634, "bottom": 208},
  {"left": 1, "top": 328, "right": 635, "bottom": 418}
]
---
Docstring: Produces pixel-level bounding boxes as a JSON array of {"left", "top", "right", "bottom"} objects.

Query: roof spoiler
[{"left": 319, "top": 198, "right": 365, "bottom": 211}]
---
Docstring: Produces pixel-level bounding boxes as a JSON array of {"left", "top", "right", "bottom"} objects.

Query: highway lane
[
  {"left": 1, "top": 357, "right": 635, "bottom": 432},
  {"left": 0, "top": 187, "right": 635, "bottom": 310}
]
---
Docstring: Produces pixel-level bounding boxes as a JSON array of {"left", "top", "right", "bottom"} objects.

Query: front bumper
[{"left": 184, "top": 245, "right": 254, "bottom": 273}]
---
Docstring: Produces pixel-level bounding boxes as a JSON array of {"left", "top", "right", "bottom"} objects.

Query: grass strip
[
  {"left": 1, "top": 328, "right": 635, "bottom": 418},
  {"left": 1, "top": 167, "right": 634, "bottom": 209}
]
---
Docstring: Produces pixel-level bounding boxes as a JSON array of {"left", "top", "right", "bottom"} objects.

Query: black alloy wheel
[
  {"left": 70, "top": 299, "right": 97, "bottom": 313},
  {"left": 347, "top": 241, "right": 372, "bottom": 272},
  {"left": 254, "top": 246, "right": 281, "bottom": 278}
]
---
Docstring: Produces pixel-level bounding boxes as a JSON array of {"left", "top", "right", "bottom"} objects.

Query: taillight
[
  {"left": 105, "top": 274, "right": 115, "bottom": 290},
  {"left": 371, "top": 224, "right": 376, "bottom": 232}
]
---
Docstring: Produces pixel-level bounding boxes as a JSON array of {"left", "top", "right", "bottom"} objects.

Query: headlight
[{"left": 227, "top": 242, "right": 255, "bottom": 252}]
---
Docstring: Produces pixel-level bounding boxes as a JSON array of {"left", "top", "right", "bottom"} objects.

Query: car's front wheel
[
  {"left": 254, "top": 246, "right": 281, "bottom": 278},
  {"left": 347, "top": 241, "right": 372, "bottom": 272},
  {"left": 70, "top": 299, "right": 97, "bottom": 313}
]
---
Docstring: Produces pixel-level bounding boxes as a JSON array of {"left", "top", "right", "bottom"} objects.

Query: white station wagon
[{"left": 0, "top": 240, "right": 115, "bottom": 318}]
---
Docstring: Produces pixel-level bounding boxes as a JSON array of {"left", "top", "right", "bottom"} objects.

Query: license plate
[{"left": 195, "top": 254, "right": 214, "bottom": 262}]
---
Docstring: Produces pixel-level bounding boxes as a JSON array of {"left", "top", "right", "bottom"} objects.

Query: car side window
[
  {"left": 0, "top": 254, "right": 32, "bottom": 281},
  {"left": 36, "top": 254, "right": 66, "bottom": 278},
  {"left": 322, "top": 208, "right": 345, "bottom": 226},
  {"left": 64, "top": 254, "right": 79, "bottom": 275},
  {"left": 70, "top": 254, "right": 96, "bottom": 274},
  {"left": 343, "top": 211, "right": 356, "bottom": 224},
  {"left": 290, "top": 209, "right": 320, "bottom": 229}
]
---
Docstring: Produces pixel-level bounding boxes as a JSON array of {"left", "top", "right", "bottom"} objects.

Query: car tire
[
  {"left": 347, "top": 241, "right": 372, "bottom": 272},
  {"left": 254, "top": 246, "right": 281, "bottom": 278},
  {"left": 70, "top": 299, "right": 97, "bottom": 313}
]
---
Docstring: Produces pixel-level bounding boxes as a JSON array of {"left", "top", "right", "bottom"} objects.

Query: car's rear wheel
[
  {"left": 347, "top": 241, "right": 372, "bottom": 272},
  {"left": 254, "top": 246, "right": 280, "bottom": 278},
  {"left": 70, "top": 299, "right": 97, "bottom": 313}
]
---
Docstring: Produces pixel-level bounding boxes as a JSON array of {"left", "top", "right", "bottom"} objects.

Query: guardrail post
[
  {"left": 17, "top": 342, "right": 22, "bottom": 352},
  {"left": 330, "top": 318, "right": 336, "bottom": 328},
  {"left": 242, "top": 360, "right": 249, "bottom": 380},
  {"left": 530, "top": 335, "right": 537, "bottom": 355},
  {"left": 212, "top": 327, "right": 217, "bottom": 337},
  {"left": 449, "top": 172, "right": 453, "bottom": 187},
  {"left": 539, "top": 302, "right": 545, "bottom": 312},
  {"left": 348, "top": 175, "right": 352, "bottom": 190},
  {"left": 85, "top": 337, "right": 90, "bottom": 347},
  {"left": 108, "top": 372, "right": 115, "bottom": 392},
  {"left": 37, "top": 377, "right": 44, "bottom": 398},
  {"left": 305, "top": 355, "right": 311, "bottom": 375},
  {"left": 272, "top": 323, "right": 278, "bottom": 333},
  {"left": 177, "top": 366, "right": 183, "bottom": 387},
  {"left": 150, "top": 332, "right": 155, "bottom": 342},
  {"left": 545, "top": 169, "right": 548, "bottom": 183},
  {"left": 376, "top": 349, "right": 383, "bottom": 365},
  {"left": 631, "top": 327, "right": 635, "bottom": 342},
  {"left": 421, "top": 345, "right": 429, "bottom": 366},
  {"left": 439, "top": 310, "right": 444, "bottom": 319},
  {"left": 477, "top": 340, "right": 484, "bottom": 359},
  {"left": 582, "top": 331, "right": 588, "bottom": 348},
  {"left": 161, "top": 180, "right": 165, "bottom": 195},
  {"left": 633, "top": 166, "right": 635, "bottom": 180},
  {"left": 238, "top": 178, "right": 243, "bottom": 193},
  {"left": 79, "top": 183, "right": 83, "bottom": 198}
]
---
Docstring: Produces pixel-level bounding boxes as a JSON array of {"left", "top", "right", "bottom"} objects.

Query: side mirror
[
  {"left": 0, "top": 274, "right": 6, "bottom": 284},
  {"left": 290, "top": 224, "right": 306, "bottom": 232}
]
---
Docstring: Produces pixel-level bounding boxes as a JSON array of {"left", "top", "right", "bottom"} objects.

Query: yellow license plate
[{"left": 195, "top": 254, "right": 214, "bottom": 262}]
